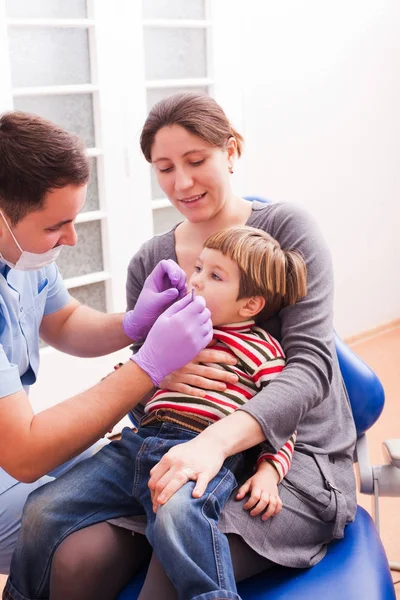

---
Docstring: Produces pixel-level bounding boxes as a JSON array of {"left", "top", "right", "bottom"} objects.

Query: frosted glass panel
[
  {"left": 9, "top": 28, "right": 90, "bottom": 87},
  {"left": 147, "top": 86, "right": 208, "bottom": 111},
  {"left": 6, "top": 0, "right": 87, "bottom": 18},
  {"left": 84, "top": 159, "right": 100, "bottom": 212},
  {"left": 143, "top": 0, "right": 205, "bottom": 20},
  {"left": 56, "top": 221, "right": 103, "bottom": 279},
  {"left": 144, "top": 28, "right": 206, "bottom": 80},
  {"left": 13, "top": 94, "right": 95, "bottom": 147},
  {"left": 69, "top": 282, "right": 107, "bottom": 312},
  {"left": 153, "top": 206, "right": 182, "bottom": 235}
]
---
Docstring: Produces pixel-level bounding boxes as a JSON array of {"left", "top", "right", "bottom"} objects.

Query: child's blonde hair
[{"left": 203, "top": 226, "right": 307, "bottom": 319}]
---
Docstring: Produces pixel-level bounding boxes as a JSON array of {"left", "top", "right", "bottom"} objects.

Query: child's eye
[
  {"left": 190, "top": 160, "right": 204, "bottom": 167},
  {"left": 158, "top": 166, "right": 173, "bottom": 173},
  {"left": 211, "top": 273, "right": 222, "bottom": 281},
  {"left": 194, "top": 265, "right": 202, "bottom": 273},
  {"left": 45, "top": 227, "right": 61, "bottom": 233}
]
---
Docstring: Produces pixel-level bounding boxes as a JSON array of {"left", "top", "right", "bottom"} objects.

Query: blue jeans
[{"left": 5, "top": 424, "right": 244, "bottom": 600}]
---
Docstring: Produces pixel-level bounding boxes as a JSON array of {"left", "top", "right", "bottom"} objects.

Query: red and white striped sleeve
[{"left": 256, "top": 432, "right": 297, "bottom": 482}]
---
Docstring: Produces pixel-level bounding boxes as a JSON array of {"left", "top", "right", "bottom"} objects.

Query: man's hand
[
  {"left": 123, "top": 260, "right": 187, "bottom": 342},
  {"left": 131, "top": 295, "right": 213, "bottom": 387},
  {"left": 160, "top": 349, "right": 239, "bottom": 397}
]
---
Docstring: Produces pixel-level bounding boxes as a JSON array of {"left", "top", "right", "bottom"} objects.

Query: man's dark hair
[{"left": 0, "top": 111, "right": 90, "bottom": 224}]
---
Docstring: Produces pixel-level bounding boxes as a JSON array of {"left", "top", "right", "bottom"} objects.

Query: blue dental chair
[{"left": 118, "top": 197, "right": 396, "bottom": 600}]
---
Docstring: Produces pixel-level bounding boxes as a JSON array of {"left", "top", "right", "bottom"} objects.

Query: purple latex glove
[
  {"left": 123, "top": 259, "right": 187, "bottom": 342},
  {"left": 131, "top": 293, "right": 212, "bottom": 386}
]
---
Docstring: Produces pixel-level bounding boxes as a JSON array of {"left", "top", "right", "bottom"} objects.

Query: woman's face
[{"left": 150, "top": 125, "right": 235, "bottom": 223}]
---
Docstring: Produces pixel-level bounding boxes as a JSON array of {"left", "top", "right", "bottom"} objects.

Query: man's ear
[
  {"left": 238, "top": 296, "right": 265, "bottom": 319},
  {"left": 0, "top": 210, "right": 7, "bottom": 239}
]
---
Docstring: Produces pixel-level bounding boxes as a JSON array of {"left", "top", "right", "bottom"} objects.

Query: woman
[{"left": 7, "top": 93, "right": 357, "bottom": 600}]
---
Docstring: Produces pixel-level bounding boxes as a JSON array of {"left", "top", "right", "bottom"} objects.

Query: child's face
[{"left": 189, "top": 248, "right": 246, "bottom": 326}]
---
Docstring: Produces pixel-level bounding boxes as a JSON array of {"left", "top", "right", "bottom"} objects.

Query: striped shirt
[{"left": 145, "top": 320, "right": 296, "bottom": 481}]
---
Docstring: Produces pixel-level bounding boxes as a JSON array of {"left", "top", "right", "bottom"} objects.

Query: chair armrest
[
  {"left": 355, "top": 434, "right": 374, "bottom": 494},
  {"left": 383, "top": 439, "right": 400, "bottom": 468}
]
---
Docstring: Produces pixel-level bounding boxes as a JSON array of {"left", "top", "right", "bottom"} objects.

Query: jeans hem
[
  {"left": 2, "top": 578, "right": 29, "bottom": 600},
  {"left": 192, "top": 591, "right": 241, "bottom": 600}
]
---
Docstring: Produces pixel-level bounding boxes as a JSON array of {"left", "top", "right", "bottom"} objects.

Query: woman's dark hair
[
  {"left": 0, "top": 111, "right": 90, "bottom": 224},
  {"left": 140, "top": 92, "right": 244, "bottom": 163}
]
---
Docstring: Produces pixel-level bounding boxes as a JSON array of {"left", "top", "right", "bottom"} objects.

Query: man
[{"left": 0, "top": 111, "right": 213, "bottom": 572}]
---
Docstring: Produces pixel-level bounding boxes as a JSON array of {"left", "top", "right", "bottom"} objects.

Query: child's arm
[
  {"left": 235, "top": 432, "right": 296, "bottom": 520},
  {"left": 235, "top": 460, "right": 282, "bottom": 521},
  {"left": 256, "top": 431, "right": 296, "bottom": 482}
]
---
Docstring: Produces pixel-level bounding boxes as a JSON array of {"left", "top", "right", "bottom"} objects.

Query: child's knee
[{"left": 153, "top": 484, "right": 196, "bottom": 537}]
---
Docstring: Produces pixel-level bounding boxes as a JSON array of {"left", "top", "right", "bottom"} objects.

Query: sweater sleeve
[
  {"left": 126, "top": 230, "right": 177, "bottom": 311},
  {"left": 126, "top": 246, "right": 152, "bottom": 311},
  {"left": 241, "top": 202, "right": 335, "bottom": 453}
]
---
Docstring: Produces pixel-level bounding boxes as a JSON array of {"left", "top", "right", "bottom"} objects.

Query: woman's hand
[
  {"left": 235, "top": 461, "right": 283, "bottom": 521},
  {"left": 148, "top": 436, "right": 226, "bottom": 512},
  {"left": 159, "top": 348, "right": 239, "bottom": 397}
]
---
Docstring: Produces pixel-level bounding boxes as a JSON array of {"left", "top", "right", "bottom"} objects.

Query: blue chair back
[{"left": 334, "top": 333, "right": 384, "bottom": 436}]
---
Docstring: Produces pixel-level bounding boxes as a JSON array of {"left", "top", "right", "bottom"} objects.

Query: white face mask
[{"left": 0, "top": 210, "right": 63, "bottom": 271}]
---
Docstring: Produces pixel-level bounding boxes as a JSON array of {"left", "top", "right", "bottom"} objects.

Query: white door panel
[{"left": 0, "top": 0, "right": 244, "bottom": 413}]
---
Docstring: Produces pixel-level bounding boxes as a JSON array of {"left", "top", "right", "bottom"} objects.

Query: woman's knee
[
  {"left": 50, "top": 524, "right": 151, "bottom": 600},
  {"left": 228, "top": 534, "right": 272, "bottom": 582},
  {"left": 51, "top": 524, "right": 150, "bottom": 583}
]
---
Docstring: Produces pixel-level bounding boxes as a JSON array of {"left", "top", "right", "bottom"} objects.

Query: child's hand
[{"left": 236, "top": 461, "right": 283, "bottom": 521}]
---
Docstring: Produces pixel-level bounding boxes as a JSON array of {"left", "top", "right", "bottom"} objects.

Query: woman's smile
[{"left": 178, "top": 192, "right": 207, "bottom": 205}]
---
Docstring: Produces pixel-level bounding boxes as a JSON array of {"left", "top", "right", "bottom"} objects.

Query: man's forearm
[
  {"left": 6, "top": 361, "right": 153, "bottom": 482},
  {"left": 58, "top": 305, "right": 131, "bottom": 357}
]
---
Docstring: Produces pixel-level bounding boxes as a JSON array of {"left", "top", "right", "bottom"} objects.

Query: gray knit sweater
[{"left": 125, "top": 201, "right": 357, "bottom": 567}]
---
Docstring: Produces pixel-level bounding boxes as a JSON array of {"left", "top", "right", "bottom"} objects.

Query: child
[
  {"left": 139, "top": 225, "right": 306, "bottom": 508},
  {"left": 119, "top": 225, "right": 307, "bottom": 599}
]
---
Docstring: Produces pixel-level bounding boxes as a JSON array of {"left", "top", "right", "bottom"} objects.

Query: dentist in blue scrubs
[{"left": 0, "top": 111, "right": 212, "bottom": 573}]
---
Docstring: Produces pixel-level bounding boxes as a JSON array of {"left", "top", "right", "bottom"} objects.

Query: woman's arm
[
  {"left": 148, "top": 411, "right": 264, "bottom": 510},
  {"left": 241, "top": 202, "right": 336, "bottom": 451}
]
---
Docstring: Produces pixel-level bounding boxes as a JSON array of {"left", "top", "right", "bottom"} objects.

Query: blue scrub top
[{"left": 0, "top": 261, "right": 70, "bottom": 399}]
